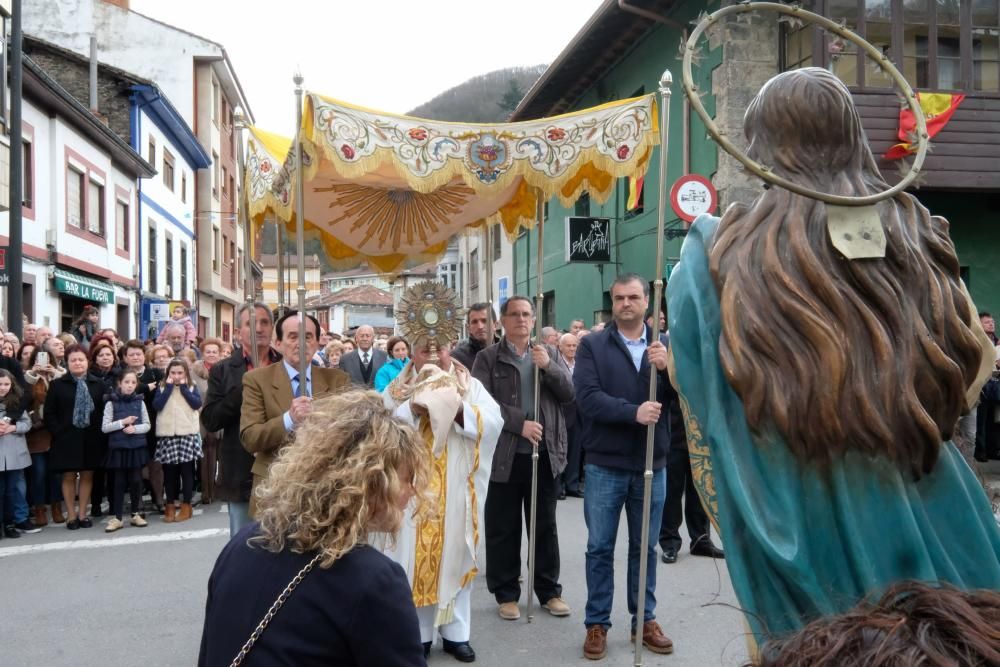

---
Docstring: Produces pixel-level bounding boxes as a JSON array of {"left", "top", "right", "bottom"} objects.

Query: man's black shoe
[
  {"left": 3, "top": 524, "right": 21, "bottom": 538},
  {"left": 558, "top": 491, "right": 567, "bottom": 500},
  {"left": 661, "top": 548, "right": 677, "bottom": 564},
  {"left": 690, "top": 537, "right": 724, "bottom": 559},
  {"left": 565, "top": 489, "right": 584, "bottom": 498},
  {"left": 423, "top": 642, "right": 431, "bottom": 658},
  {"left": 442, "top": 638, "right": 475, "bottom": 663}
]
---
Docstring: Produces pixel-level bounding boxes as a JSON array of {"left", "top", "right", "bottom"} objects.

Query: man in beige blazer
[{"left": 240, "top": 311, "right": 350, "bottom": 516}]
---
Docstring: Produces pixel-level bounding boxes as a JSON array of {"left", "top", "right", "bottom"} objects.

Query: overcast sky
[{"left": 129, "top": 0, "right": 605, "bottom": 133}]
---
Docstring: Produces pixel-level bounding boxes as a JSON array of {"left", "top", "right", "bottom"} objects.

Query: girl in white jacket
[{"left": 152, "top": 359, "right": 202, "bottom": 523}]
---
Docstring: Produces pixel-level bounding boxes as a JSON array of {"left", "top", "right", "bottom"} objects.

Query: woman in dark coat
[
  {"left": 199, "top": 391, "right": 429, "bottom": 667},
  {"left": 89, "top": 338, "right": 121, "bottom": 397},
  {"left": 44, "top": 345, "right": 104, "bottom": 529},
  {"left": 88, "top": 339, "right": 119, "bottom": 517}
]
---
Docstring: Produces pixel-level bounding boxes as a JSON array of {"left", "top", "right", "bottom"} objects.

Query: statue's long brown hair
[
  {"left": 756, "top": 581, "right": 1000, "bottom": 666},
  {"left": 709, "top": 68, "right": 983, "bottom": 479}
]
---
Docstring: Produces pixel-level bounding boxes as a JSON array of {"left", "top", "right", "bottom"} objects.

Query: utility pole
[{"left": 7, "top": 0, "right": 23, "bottom": 338}]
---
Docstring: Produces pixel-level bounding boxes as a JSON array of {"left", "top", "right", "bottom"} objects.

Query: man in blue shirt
[{"left": 573, "top": 273, "right": 675, "bottom": 660}]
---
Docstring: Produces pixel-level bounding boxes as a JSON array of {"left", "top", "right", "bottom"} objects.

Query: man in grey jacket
[{"left": 472, "top": 295, "right": 574, "bottom": 622}]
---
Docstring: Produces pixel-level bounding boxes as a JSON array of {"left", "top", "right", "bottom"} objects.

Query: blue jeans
[
  {"left": 584, "top": 463, "right": 666, "bottom": 629},
  {"left": 0, "top": 469, "right": 29, "bottom": 526},
  {"left": 228, "top": 501, "right": 251, "bottom": 536},
  {"left": 27, "top": 452, "right": 63, "bottom": 506}
]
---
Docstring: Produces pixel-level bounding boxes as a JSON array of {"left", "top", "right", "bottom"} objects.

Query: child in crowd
[
  {"left": 0, "top": 369, "right": 37, "bottom": 538},
  {"left": 152, "top": 358, "right": 202, "bottom": 523},
  {"left": 101, "top": 370, "right": 151, "bottom": 532},
  {"left": 71, "top": 305, "right": 100, "bottom": 351},
  {"left": 156, "top": 305, "right": 197, "bottom": 347}
]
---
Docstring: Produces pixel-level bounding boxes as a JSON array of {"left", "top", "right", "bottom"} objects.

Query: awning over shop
[{"left": 53, "top": 269, "right": 115, "bottom": 304}]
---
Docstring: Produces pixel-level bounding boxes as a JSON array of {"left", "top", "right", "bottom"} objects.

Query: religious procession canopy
[{"left": 246, "top": 92, "right": 660, "bottom": 274}]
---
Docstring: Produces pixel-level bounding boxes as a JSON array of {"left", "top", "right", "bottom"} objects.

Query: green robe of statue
[{"left": 668, "top": 214, "right": 1000, "bottom": 643}]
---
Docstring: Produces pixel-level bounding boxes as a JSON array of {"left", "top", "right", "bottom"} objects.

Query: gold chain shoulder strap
[{"left": 229, "top": 553, "right": 324, "bottom": 667}]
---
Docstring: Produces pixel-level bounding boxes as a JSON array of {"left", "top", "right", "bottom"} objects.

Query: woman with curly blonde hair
[{"left": 199, "top": 390, "right": 430, "bottom": 667}]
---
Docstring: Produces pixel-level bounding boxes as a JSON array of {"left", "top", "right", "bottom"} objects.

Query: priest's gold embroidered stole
[{"left": 412, "top": 417, "right": 448, "bottom": 607}]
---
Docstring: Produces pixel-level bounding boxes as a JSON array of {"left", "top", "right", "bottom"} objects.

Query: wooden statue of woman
[{"left": 667, "top": 67, "right": 1000, "bottom": 644}]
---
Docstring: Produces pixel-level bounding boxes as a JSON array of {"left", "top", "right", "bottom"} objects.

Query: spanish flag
[
  {"left": 883, "top": 92, "right": 964, "bottom": 160},
  {"left": 626, "top": 175, "right": 644, "bottom": 211}
]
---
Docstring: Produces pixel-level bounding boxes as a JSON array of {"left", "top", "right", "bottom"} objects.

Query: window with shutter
[
  {"left": 116, "top": 200, "right": 128, "bottom": 251},
  {"left": 88, "top": 180, "right": 104, "bottom": 236},
  {"left": 67, "top": 167, "right": 84, "bottom": 229}
]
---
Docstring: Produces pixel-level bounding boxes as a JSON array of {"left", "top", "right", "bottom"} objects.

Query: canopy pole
[
  {"left": 462, "top": 236, "right": 471, "bottom": 312},
  {"left": 634, "top": 69, "right": 672, "bottom": 667},
  {"left": 483, "top": 226, "right": 495, "bottom": 343},
  {"left": 234, "top": 108, "right": 258, "bottom": 367},
  {"left": 526, "top": 191, "right": 544, "bottom": 624},
  {"left": 293, "top": 73, "right": 308, "bottom": 383},
  {"left": 276, "top": 217, "right": 285, "bottom": 316}
]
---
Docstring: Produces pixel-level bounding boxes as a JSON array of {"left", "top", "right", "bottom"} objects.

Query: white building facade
[
  {"left": 259, "top": 253, "right": 322, "bottom": 312},
  {"left": 25, "top": 0, "right": 254, "bottom": 342},
  {"left": 133, "top": 85, "right": 209, "bottom": 341},
  {"left": 306, "top": 285, "right": 395, "bottom": 336},
  {"left": 321, "top": 262, "right": 438, "bottom": 312},
  {"left": 458, "top": 225, "right": 513, "bottom": 317},
  {"left": 12, "top": 59, "right": 154, "bottom": 336}
]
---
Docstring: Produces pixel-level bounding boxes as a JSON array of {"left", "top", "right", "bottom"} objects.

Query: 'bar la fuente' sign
[
  {"left": 565, "top": 216, "right": 612, "bottom": 263},
  {"left": 53, "top": 270, "right": 115, "bottom": 304}
]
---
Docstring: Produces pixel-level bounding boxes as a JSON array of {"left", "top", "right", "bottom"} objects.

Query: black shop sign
[{"left": 565, "top": 217, "right": 611, "bottom": 264}]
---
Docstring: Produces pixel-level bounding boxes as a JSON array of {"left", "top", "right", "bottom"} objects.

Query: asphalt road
[{"left": 3, "top": 498, "right": 749, "bottom": 666}]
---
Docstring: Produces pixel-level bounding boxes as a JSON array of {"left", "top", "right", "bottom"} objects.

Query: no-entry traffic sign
[{"left": 669, "top": 174, "right": 717, "bottom": 223}]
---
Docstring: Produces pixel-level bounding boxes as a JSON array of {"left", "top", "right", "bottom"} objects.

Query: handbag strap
[{"left": 229, "top": 552, "right": 323, "bottom": 667}]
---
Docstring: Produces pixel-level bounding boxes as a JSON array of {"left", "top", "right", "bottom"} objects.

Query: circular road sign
[{"left": 670, "top": 174, "right": 718, "bottom": 223}]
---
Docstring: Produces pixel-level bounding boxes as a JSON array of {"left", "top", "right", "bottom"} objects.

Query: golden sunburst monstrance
[{"left": 396, "top": 281, "right": 464, "bottom": 361}]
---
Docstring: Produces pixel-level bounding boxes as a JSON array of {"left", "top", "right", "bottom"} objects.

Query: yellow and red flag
[
  {"left": 627, "top": 175, "right": 644, "bottom": 210},
  {"left": 883, "top": 92, "right": 964, "bottom": 160}
]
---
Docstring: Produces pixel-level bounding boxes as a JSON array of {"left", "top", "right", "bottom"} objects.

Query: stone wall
[
  {"left": 25, "top": 46, "right": 135, "bottom": 146},
  {"left": 709, "top": 7, "right": 780, "bottom": 212}
]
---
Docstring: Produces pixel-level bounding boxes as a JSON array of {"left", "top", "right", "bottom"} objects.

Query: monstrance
[{"left": 396, "top": 281, "right": 464, "bottom": 365}]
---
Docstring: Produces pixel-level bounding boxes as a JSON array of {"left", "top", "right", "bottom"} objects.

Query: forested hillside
[{"left": 406, "top": 65, "right": 546, "bottom": 122}]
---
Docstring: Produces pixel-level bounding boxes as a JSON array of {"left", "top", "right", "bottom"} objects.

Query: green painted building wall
[
  {"left": 921, "top": 191, "right": 1000, "bottom": 317},
  {"left": 514, "top": 7, "right": 721, "bottom": 329}
]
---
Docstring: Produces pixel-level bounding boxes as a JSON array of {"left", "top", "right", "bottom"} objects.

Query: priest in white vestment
[{"left": 383, "top": 340, "right": 501, "bottom": 662}]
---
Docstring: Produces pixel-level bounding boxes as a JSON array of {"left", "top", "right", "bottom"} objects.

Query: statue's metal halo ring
[{"left": 682, "top": 1, "right": 928, "bottom": 206}]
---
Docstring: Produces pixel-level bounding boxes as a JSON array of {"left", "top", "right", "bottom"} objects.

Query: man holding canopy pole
[
  {"left": 574, "top": 273, "right": 675, "bottom": 660},
  {"left": 472, "top": 295, "right": 574, "bottom": 622}
]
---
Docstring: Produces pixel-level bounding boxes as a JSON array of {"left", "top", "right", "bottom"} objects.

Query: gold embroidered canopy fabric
[{"left": 247, "top": 92, "right": 659, "bottom": 274}]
